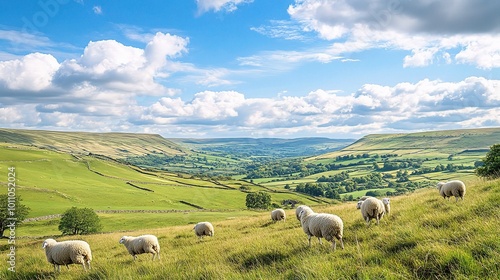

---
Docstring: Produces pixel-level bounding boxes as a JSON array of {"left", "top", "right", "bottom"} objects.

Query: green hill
[
  {"left": 1, "top": 178, "right": 498, "bottom": 279},
  {"left": 313, "top": 127, "right": 500, "bottom": 160},
  {"left": 0, "top": 128, "right": 186, "bottom": 158}
]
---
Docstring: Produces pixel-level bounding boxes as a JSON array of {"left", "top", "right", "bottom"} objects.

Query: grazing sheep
[
  {"left": 194, "top": 222, "right": 214, "bottom": 240},
  {"left": 360, "top": 197, "right": 386, "bottom": 225},
  {"left": 299, "top": 209, "right": 344, "bottom": 251},
  {"left": 295, "top": 205, "right": 312, "bottom": 221},
  {"left": 119, "top": 235, "right": 160, "bottom": 261},
  {"left": 356, "top": 200, "right": 364, "bottom": 209},
  {"left": 437, "top": 180, "right": 466, "bottom": 202},
  {"left": 42, "top": 239, "right": 92, "bottom": 272},
  {"left": 382, "top": 198, "right": 390, "bottom": 215},
  {"left": 271, "top": 208, "right": 286, "bottom": 222}
]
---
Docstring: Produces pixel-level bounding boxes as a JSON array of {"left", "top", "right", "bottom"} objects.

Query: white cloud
[
  {"left": 0, "top": 52, "right": 59, "bottom": 91},
  {"left": 196, "top": 0, "right": 253, "bottom": 14},
  {"left": 93, "top": 6, "right": 102, "bottom": 14},
  {"left": 256, "top": 0, "right": 500, "bottom": 69}
]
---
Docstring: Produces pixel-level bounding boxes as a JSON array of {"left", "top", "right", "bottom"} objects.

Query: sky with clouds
[{"left": 0, "top": 0, "right": 499, "bottom": 139}]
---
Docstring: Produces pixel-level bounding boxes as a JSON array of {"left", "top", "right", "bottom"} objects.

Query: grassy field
[
  {"left": 1, "top": 178, "right": 498, "bottom": 279},
  {"left": 0, "top": 143, "right": 321, "bottom": 218}
]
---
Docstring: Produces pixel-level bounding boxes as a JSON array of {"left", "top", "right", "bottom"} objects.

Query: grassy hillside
[
  {"left": 313, "top": 127, "right": 500, "bottom": 160},
  {"left": 0, "top": 143, "right": 322, "bottom": 224},
  {"left": 0, "top": 128, "right": 186, "bottom": 158},
  {"left": 1, "top": 178, "right": 498, "bottom": 279}
]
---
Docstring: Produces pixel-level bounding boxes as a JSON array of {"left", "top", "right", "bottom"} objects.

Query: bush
[
  {"left": 58, "top": 207, "right": 101, "bottom": 235},
  {"left": 0, "top": 195, "right": 30, "bottom": 237},
  {"left": 476, "top": 144, "right": 500, "bottom": 179},
  {"left": 245, "top": 192, "right": 271, "bottom": 209}
]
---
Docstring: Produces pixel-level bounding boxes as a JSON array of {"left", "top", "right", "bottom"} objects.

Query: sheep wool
[
  {"left": 119, "top": 235, "right": 160, "bottom": 261},
  {"left": 382, "top": 198, "right": 390, "bottom": 215},
  {"left": 360, "top": 197, "right": 386, "bottom": 225},
  {"left": 299, "top": 209, "right": 344, "bottom": 251},
  {"left": 437, "top": 180, "right": 466, "bottom": 202},
  {"left": 295, "top": 205, "right": 312, "bottom": 221},
  {"left": 42, "top": 238, "right": 92, "bottom": 272},
  {"left": 271, "top": 208, "right": 286, "bottom": 222},
  {"left": 194, "top": 222, "right": 214, "bottom": 240}
]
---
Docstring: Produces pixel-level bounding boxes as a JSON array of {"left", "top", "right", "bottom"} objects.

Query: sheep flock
[{"left": 40, "top": 178, "right": 467, "bottom": 273}]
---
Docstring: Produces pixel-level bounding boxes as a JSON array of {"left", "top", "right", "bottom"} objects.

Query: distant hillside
[
  {"left": 171, "top": 137, "right": 354, "bottom": 158},
  {"left": 0, "top": 128, "right": 186, "bottom": 158},
  {"left": 311, "top": 127, "right": 500, "bottom": 160}
]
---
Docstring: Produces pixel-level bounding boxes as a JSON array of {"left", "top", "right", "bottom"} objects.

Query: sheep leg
[
  {"left": 338, "top": 237, "right": 344, "bottom": 250},
  {"left": 318, "top": 237, "right": 322, "bottom": 245},
  {"left": 307, "top": 235, "right": 312, "bottom": 247},
  {"left": 331, "top": 239, "right": 336, "bottom": 251}
]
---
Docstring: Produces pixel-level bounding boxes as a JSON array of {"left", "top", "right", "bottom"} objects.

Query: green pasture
[{"left": 2, "top": 179, "right": 498, "bottom": 279}]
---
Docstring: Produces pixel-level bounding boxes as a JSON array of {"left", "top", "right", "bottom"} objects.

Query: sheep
[
  {"left": 119, "top": 235, "right": 160, "bottom": 261},
  {"left": 436, "top": 180, "right": 466, "bottom": 202},
  {"left": 299, "top": 209, "right": 344, "bottom": 251},
  {"left": 42, "top": 238, "right": 92, "bottom": 272},
  {"left": 271, "top": 208, "right": 286, "bottom": 222},
  {"left": 356, "top": 200, "right": 364, "bottom": 209},
  {"left": 382, "top": 198, "right": 390, "bottom": 215},
  {"left": 360, "top": 197, "right": 387, "bottom": 225},
  {"left": 295, "top": 205, "right": 312, "bottom": 221},
  {"left": 193, "top": 222, "right": 214, "bottom": 240}
]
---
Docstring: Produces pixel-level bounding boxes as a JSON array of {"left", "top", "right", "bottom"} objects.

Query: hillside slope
[
  {"left": 2, "top": 179, "right": 498, "bottom": 279},
  {"left": 311, "top": 127, "right": 500, "bottom": 160},
  {"left": 0, "top": 128, "right": 186, "bottom": 158}
]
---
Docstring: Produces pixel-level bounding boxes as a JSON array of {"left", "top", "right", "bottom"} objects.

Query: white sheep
[
  {"left": 193, "top": 222, "right": 214, "bottom": 240},
  {"left": 295, "top": 205, "right": 312, "bottom": 221},
  {"left": 360, "top": 197, "right": 387, "bottom": 225},
  {"left": 299, "top": 209, "right": 344, "bottom": 251},
  {"left": 382, "top": 198, "right": 390, "bottom": 215},
  {"left": 42, "top": 238, "right": 92, "bottom": 272},
  {"left": 356, "top": 200, "right": 364, "bottom": 209},
  {"left": 119, "top": 235, "right": 160, "bottom": 261},
  {"left": 436, "top": 180, "right": 466, "bottom": 202},
  {"left": 271, "top": 208, "right": 286, "bottom": 222}
]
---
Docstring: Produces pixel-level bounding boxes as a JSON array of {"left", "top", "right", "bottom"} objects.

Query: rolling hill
[
  {"left": 0, "top": 128, "right": 187, "bottom": 159},
  {"left": 311, "top": 127, "right": 500, "bottom": 160}
]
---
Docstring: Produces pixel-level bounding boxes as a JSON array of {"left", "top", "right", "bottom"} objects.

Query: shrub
[
  {"left": 58, "top": 207, "right": 101, "bottom": 235},
  {"left": 476, "top": 144, "right": 500, "bottom": 179}
]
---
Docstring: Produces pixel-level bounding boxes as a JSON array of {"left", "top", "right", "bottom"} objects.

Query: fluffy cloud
[
  {"left": 1, "top": 75, "right": 499, "bottom": 137},
  {"left": 275, "top": 0, "right": 500, "bottom": 68},
  {"left": 196, "top": 0, "right": 253, "bottom": 14}
]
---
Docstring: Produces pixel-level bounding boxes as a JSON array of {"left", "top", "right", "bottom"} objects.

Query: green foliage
[
  {"left": 245, "top": 192, "right": 271, "bottom": 209},
  {"left": 476, "top": 144, "right": 500, "bottom": 178},
  {"left": 58, "top": 207, "right": 101, "bottom": 235},
  {"left": 0, "top": 195, "right": 30, "bottom": 237}
]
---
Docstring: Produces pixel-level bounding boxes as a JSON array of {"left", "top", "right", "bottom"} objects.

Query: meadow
[{"left": 1, "top": 178, "right": 498, "bottom": 279}]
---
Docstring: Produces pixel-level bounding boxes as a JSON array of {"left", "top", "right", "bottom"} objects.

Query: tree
[
  {"left": 245, "top": 192, "right": 271, "bottom": 209},
  {"left": 476, "top": 144, "right": 500, "bottom": 179},
  {"left": 0, "top": 195, "right": 30, "bottom": 237},
  {"left": 58, "top": 207, "right": 101, "bottom": 235}
]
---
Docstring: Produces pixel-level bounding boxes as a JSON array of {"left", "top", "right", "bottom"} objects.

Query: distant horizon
[
  {"left": 1, "top": 1, "right": 499, "bottom": 138},
  {"left": 2, "top": 126, "right": 499, "bottom": 142}
]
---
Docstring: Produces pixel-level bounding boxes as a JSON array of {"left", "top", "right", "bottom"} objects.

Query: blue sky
[{"left": 0, "top": 0, "right": 499, "bottom": 139}]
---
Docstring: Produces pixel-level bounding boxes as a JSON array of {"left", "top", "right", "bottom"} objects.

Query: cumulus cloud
[
  {"left": 126, "top": 76, "right": 500, "bottom": 137},
  {"left": 1, "top": 75, "right": 499, "bottom": 137},
  {"left": 242, "top": 0, "right": 500, "bottom": 69},
  {"left": 196, "top": 0, "right": 253, "bottom": 14}
]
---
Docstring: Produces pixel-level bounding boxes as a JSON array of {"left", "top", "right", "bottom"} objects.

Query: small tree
[
  {"left": 476, "top": 144, "right": 500, "bottom": 179},
  {"left": 0, "top": 195, "right": 30, "bottom": 237},
  {"left": 245, "top": 192, "right": 271, "bottom": 209},
  {"left": 58, "top": 207, "right": 101, "bottom": 235}
]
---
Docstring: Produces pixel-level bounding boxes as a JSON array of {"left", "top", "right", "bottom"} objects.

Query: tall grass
[{"left": 2, "top": 178, "right": 498, "bottom": 279}]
